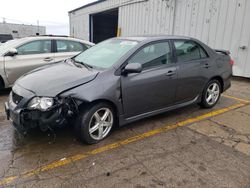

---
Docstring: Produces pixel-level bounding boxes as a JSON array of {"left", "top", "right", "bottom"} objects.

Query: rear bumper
[{"left": 223, "top": 76, "right": 231, "bottom": 92}]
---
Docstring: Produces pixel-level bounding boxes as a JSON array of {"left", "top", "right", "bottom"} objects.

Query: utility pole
[{"left": 37, "top": 20, "right": 39, "bottom": 35}]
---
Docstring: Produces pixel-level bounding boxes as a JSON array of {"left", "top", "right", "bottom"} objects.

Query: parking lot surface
[{"left": 0, "top": 78, "right": 250, "bottom": 188}]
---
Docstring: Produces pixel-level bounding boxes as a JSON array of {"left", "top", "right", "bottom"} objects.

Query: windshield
[{"left": 74, "top": 39, "right": 138, "bottom": 68}]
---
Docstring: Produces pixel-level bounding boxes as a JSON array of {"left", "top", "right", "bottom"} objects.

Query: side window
[
  {"left": 200, "top": 46, "right": 208, "bottom": 58},
  {"left": 128, "top": 41, "right": 172, "bottom": 69},
  {"left": 56, "top": 40, "right": 87, "bottom": 52},
  {"left": 174, "top": 40, "right": 208, "bottom": 62},
  {"left": 17, "top": 40, "right": 51, "bottom": 55}
]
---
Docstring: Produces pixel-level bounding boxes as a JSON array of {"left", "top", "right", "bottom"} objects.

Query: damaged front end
[
  {"left": 5, "top": 92, "right": 79, "bottom": 134},
  {"left": 23, "top": 97, "right": 78, "bottom": 131}
]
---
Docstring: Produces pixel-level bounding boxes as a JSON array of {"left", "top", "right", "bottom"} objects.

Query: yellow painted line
[
  {"left": 222, "top": 94, "right": 250, "bottom": 104},
  {"left": 0, "top": 102, "right": 248, "bottom": 186}
]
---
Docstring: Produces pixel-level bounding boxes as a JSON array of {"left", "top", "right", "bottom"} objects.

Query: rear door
[
  {"left": 4, "top": 39, "right": 53, "bottom": 85},
  {"left": 173, "top": 39, "right": 210, "bottom": 103},
  {"left": 53, "top": 40, "right": 88, "bottom": 62},
  {"left": 121, "top": 41, "right": 177, "bottom": 118}
]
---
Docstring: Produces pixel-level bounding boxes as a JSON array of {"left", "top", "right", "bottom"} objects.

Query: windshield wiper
[{"left": 71, "top": 58, "right": 93, "bottom": 70}]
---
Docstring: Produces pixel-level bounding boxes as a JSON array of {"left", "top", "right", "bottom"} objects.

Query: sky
[{"left": 0, "top": 0, "right": 97, "bottom": 35}]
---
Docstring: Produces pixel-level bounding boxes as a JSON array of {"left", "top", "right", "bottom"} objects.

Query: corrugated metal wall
[
  {"left": 69, "top": 0, "right": 126, "bottom": 40},
  {"left": 119, "top": 0, "right": 175, "bottom": 36},
  {"left": 173, "top": 0, "right": 250, "bottom": 77},
  {"left": 69, "top": 0, "right": 250, "bottom": 77}
]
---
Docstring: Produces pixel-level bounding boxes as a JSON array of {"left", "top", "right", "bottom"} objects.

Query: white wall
[
  {"left": 69, "top": 0, "right": 126, "bottom": 40},
  {"left": 173, "top": 0, "right": 250, "bottom": 77},
  {"left": 119, "top": 0, "right": 175, "bottom": 36},
  {"left": 69, "top": 0, "right": 250, "bottom": 77}
]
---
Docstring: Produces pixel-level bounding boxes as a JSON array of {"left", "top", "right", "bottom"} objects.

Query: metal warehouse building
[
  {"left": 69, "top": 0, "right": 250, "bottom": 78},
  {"left": 0, "top": 22, "right": 46, "bottom": 39}
]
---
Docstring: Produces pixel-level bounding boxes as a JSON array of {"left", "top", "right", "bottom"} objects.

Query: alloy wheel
[
  {"left": 88, "top": 108, "right": 113, "bottom": 140},
  {"left": 205, "top": 83, "right": 220, "bottom": 105}
]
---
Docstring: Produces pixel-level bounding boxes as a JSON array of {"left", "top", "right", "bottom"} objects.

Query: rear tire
[
  {"left": 199, "top": 79, "right": 221, "bottom": 108},
  {"left": 74, "top": 102, "right": 115, "bottom": 144}
]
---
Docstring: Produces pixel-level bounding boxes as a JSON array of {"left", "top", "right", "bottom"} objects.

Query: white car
[{"left": 0, "top": 36, "right": 94, "bottom": 89}]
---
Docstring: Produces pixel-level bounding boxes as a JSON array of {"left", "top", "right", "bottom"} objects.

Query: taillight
[{"left": 229, "top": 59, "right": 234, "bottom": 66}]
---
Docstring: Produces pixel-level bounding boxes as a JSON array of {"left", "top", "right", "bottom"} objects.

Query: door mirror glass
[
  {"left": 123, "top": 63, "right": 142, "bottom": 74},
  {"left": 4, "top": 48, "right": 18, "bottom": 57}
]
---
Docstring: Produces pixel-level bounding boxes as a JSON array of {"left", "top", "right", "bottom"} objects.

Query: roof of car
[
  {"left": 14, "top": 36, "right": 95, "bottom": 46},
  {"left": 117, "top": 35, "right": 193, "bottom": 42},
  {"left": 0, "top": 36, "right": 94, "bottom": 56}
]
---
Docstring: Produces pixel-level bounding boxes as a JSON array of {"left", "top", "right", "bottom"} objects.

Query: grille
[{"left": 12, "top": 92, "right": 23, "bottom": 105}]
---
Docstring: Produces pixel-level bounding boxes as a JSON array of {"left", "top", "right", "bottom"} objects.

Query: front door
[
  {"left": 121, "top": 41, "right": 177, "bottom": 118},
  {"left": 4, "top": 40, "right": 54, "bottom": 85}
]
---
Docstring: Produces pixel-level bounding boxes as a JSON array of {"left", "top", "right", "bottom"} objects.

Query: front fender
[{"left": 59, "top": 72, "right": 123, "bottom": 116}]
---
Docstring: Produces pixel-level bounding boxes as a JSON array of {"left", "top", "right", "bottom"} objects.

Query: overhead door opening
[{"left": 90, "top": 8, "right": 118, "bottom": 44}]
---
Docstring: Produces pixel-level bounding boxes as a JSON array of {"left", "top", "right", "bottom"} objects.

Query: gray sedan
[{"left": 5, "top": 36, "right": 233, "bottom": 144}]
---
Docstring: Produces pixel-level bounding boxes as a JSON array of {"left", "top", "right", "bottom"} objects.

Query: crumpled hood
[{"left": 15, "top": 61, "right": 99, "bottom": 97}]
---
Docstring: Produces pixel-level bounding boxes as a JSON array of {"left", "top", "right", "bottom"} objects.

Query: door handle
[
  {"left": 203, "top": 63, "right": 211, "bottom": 68},
  {"left": 165, "top": 70, "right": 176, "bottom": 76},
  {"left": 44, "top": 57, "right": 53, "bottom": 62}
]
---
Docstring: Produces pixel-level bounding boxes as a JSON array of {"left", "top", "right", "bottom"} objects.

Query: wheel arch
[
  {"left": 209, "top": 76, "right": 224, "bottom": 92},
  {"left": 78, "top": 99, "right": 119, "bottom": 123}
]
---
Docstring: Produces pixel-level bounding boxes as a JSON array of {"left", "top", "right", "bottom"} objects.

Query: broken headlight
[{"left": 28, "top": 97, "right": 54, "bottom": 111}]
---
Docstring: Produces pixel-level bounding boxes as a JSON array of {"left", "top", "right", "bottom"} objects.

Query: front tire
[
  {"left": 199, "top": 80, "right": 221, "bottom": 108},
  {"left": 75, "top": 103, "right": 115, "bottom": 144}
]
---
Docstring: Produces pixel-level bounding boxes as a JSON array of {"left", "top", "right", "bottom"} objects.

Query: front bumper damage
[{"left": 5, "top": 96, "right": 77, "bottom": 134}]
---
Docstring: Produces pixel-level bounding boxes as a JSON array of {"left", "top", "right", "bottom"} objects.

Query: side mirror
[
  {"left": 4, "top": 48, "right": 18, "bottom": 57},
  {"left": 123, "top": 63, "right": 142, "bottom": 74}
]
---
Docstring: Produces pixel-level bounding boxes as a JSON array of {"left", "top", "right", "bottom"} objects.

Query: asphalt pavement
[{"left": 0, "top": 78, "right": 250, "bottom": 188}]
